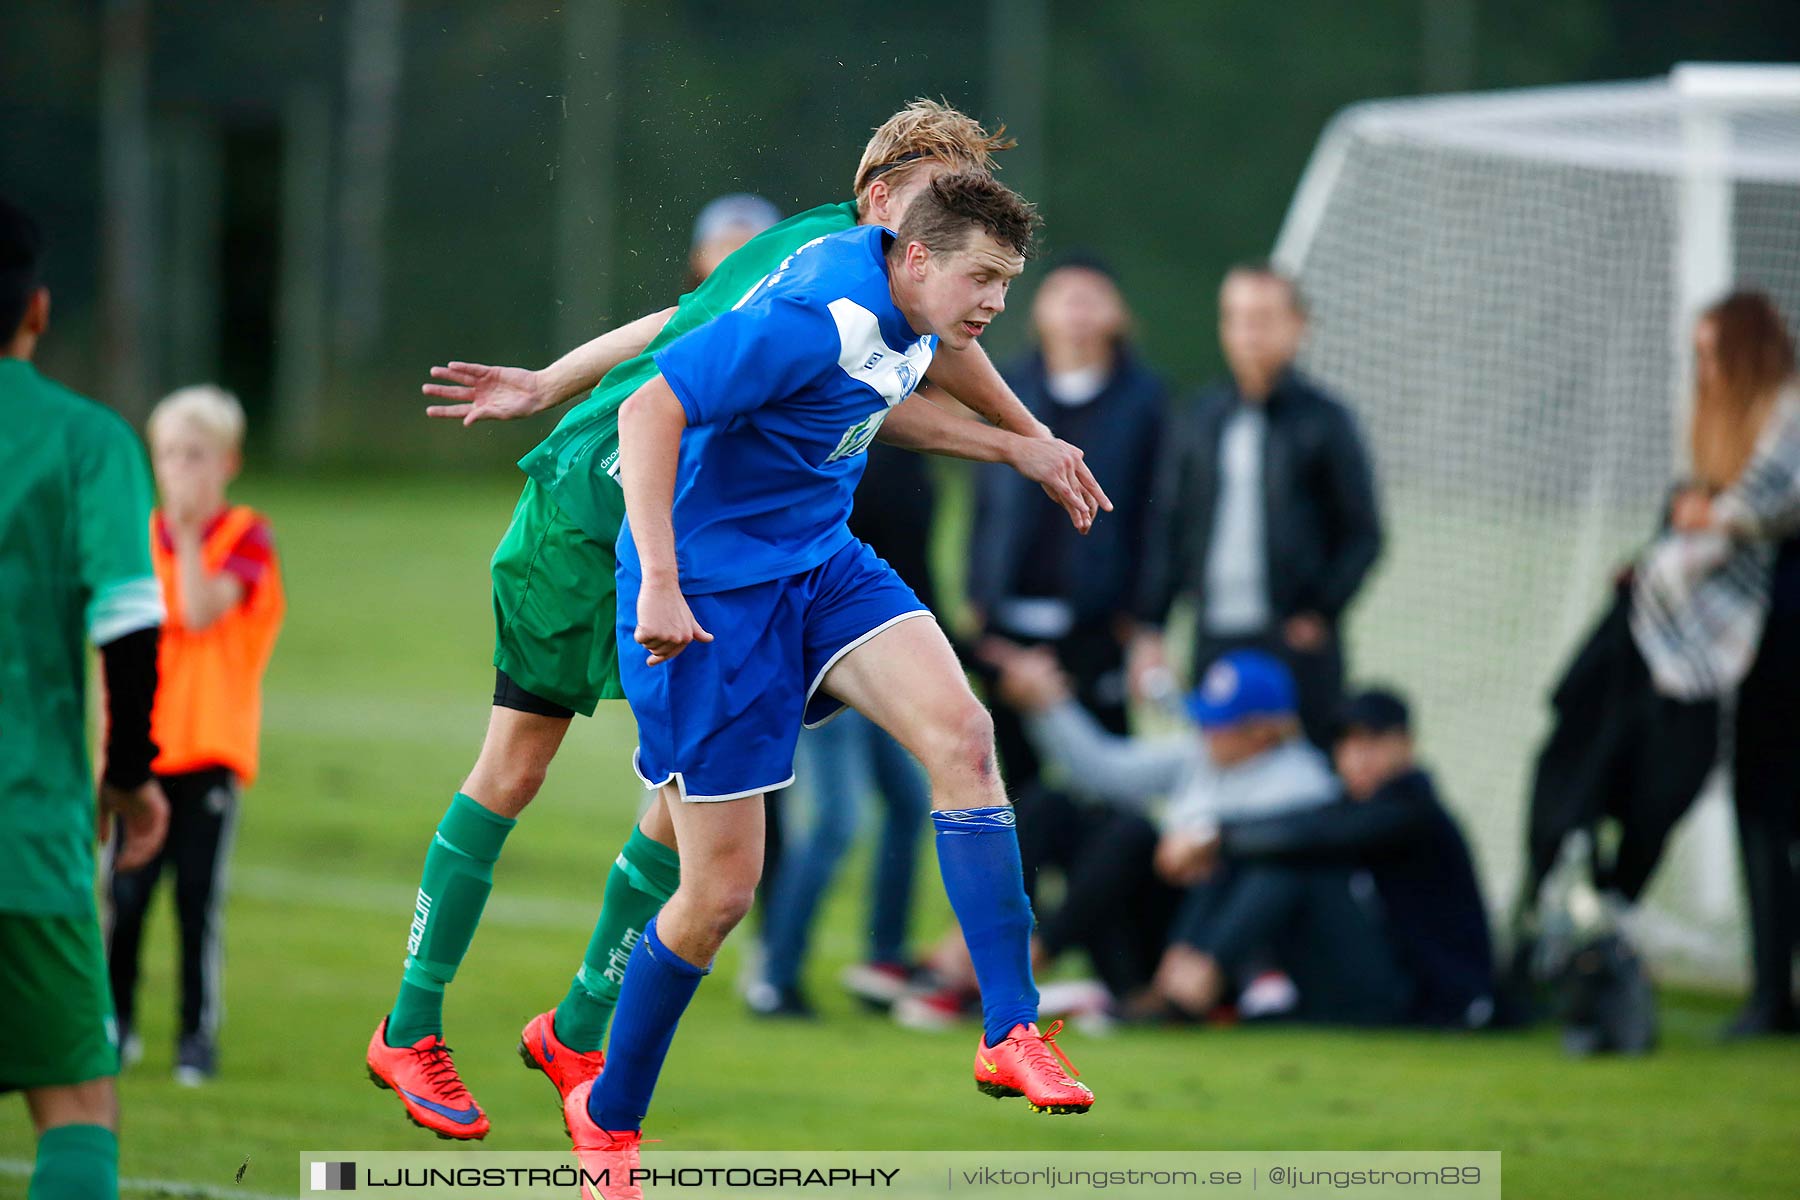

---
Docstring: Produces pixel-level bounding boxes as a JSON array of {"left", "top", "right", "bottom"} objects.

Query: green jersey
[
  {"left": 0, "top": 359, "right": 161, "bottom": 916},
  {"left": 519, "top": 199, "right": 860, "bottom": 540}
]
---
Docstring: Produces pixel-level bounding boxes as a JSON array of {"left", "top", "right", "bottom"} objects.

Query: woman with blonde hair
[
  {"left": 1653, "top": 290, "right": 1800, "bottom": 1038},
  {"left": 1522, "top": 290, "right": 1800, "bottom": 1045},
  {"left": 1636, "top": 290, "right": 1800, "bottom": 699}
]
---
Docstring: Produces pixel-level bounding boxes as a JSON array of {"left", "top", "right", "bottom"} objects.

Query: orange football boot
[
  {"left": 366, "top": 1018, "right": 490, "bottom": 1139},
  {"left": 563, "top": 1079, "right": 645, "bottom": 1200},
  {"left": 973, "top": 1019, "right": 1095, "bottom": 1114},
  {"left": 519, "top": 1009, "right": 607, "bottom": 1101}
]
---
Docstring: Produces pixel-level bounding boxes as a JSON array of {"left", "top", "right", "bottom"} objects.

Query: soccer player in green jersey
[
  {"left": 368, "top": 101, "right": 1111, "bottom": 1138},
  {"left": 0, "top": 196, "right": 171, "bottom": 1200}
]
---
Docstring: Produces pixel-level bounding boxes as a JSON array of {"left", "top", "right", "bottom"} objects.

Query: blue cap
[{"left": 1185, "top": 650, "right": 1298, "bottom": 729}]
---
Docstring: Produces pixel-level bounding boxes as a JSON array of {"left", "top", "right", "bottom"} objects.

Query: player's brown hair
[
  {"left": 853, "top": 99, "right": 1015, "bottom": 214},
  {"left": 1691, "top": 290, "right": 1796, "bottom": 489},
  {"left": 893, "top": 171, "right": 1041, "bottom": 261}
]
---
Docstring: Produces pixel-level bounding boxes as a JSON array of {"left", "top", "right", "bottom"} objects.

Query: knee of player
[
  {"left": 931, "top": 701, "right": 997, "bottom": 782},
  {"left": 31, "top": 1079, "right": 119, "bottom": 1131},
  {"left": 692, "top": 880, "right": 758, "bottom": 932},
  {"left": 481, "top": 762, "right": 549, "bottom": 812}
]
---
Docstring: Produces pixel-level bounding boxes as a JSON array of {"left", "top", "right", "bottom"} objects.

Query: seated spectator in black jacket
[
  {"left": 985, "top": 644, "right": 1346, "bottom": 1016},
  {"left": 1197, "top": 689, "right": 1499, "bottom": 1028}
]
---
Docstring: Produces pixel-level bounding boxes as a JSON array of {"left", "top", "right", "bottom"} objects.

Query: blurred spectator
[
  {"left": 968, "top": 253, "right": 1165, "bottom": 798},
  {"left": 982, "top": 647, "right": 1345, "bottom": 1020},
  {"left": 1522, "top": 291, "right": 1800, "bottom": 1039},
  {"left": 688, "top": 193, "right": 783, "bottom": 287},
  {"left": 1675, "top": 292, "right": 1800, "bottom": 1038},
  {"left": 1134, "top": 264, "right": 1380, "bottom": 746},
  {"left": 1210, "top": 689, "right": 1497, "bottom": 1028},
  {"left": 1147, "top": 666, "right": 1405, "bottom": 1027},
  {"left": 107, "top": 385, "right": 284, "bottom": 1083},
  {"left": 750, "top": 438, "right": 938, "bottom": 1017}
]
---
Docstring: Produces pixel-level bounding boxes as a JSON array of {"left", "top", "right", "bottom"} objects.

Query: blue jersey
[{"left": 620, "top": 224, "right": 938, "bottom": 594}]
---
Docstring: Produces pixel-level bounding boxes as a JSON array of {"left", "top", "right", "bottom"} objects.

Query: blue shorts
[{"left": 618, "top": 538, "right": 932, "bottom": 803}]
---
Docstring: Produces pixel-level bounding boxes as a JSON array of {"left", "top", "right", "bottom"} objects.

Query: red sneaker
[
  {"left": 365, "top": 1018, "right": 490, "bottom": 1139},
  {"left": 893, "top": 983, "right": 980, "bottom": 1031},
  {"left": 842, "top": 960, "right": 932, "bottom": 1011},
  {"left": 973, "top": 1019, "right": 1095, "bottom": 1114},
  {"left": 563, "top": 1079, "right": 645, "bottom": 1200},
  {"left": 518, "top": 1009, "right": 606, "bottom": 1101}
]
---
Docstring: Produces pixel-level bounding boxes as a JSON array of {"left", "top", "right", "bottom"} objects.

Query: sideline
[{"left": 0, "top": 1156, "right": 289, "bottom": 1200}]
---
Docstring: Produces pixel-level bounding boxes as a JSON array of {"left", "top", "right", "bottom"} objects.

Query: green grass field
[{"left": 3, "top": 473, "right": 1797, "bottom": 1200}]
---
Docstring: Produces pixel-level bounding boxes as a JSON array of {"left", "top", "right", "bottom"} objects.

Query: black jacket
[
  {"left": 967, "top": 349, "right": 1166, "bottom": 626},
  {"left": 1219, "top": 768, "right": 1496, "bottom": 1027},
  {"left": 1137, "top": 368, "right": 1381, "bottom": 627}
]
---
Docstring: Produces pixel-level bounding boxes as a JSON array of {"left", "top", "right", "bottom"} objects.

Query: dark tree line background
[{"left": 3, "top": 0, "right": 1796, "bottom": 462}]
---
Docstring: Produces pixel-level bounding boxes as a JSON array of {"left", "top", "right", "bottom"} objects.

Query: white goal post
[{"left": 1271, "top": 65, "right": 1800, "bottom": 980}]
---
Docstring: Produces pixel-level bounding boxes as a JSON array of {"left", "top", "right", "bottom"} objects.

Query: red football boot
[
  {"left": 366, "top": 1018, "right": 490, "bottom": 1139},
  {"left": 518, "top": 1009, "right": 607, "bottom": 1102},
  {"left": 563, "top": 1079, "right": 645, "bottom": 1200},
  {"left": 973, "top": 1019, "right": 1095, "bottom": 1114}
]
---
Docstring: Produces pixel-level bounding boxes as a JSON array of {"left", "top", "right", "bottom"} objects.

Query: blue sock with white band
[
  {"left": 588, "top": 915, "right": 708, "bottom": 1132},
  {"left": 931, "top": 806, "right": 1040, "bottom": 1045}
]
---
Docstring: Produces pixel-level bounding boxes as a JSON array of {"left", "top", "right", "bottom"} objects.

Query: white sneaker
[
  {"left": 735, "top": 939, "right": 767, "bottom": 1000},
  {"left": 1036, "top": 979, "right": 1114, "bottom": 1020},
  {"left": 1239, "top": 971, "right": 1300, "bottom": 1020},
  {"left": 840, "top": 961, "right": 917, "bottom": 1010}
]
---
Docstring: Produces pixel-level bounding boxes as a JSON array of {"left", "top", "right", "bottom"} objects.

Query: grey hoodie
[{"left": 1024, "top": 700, "right": 1339, "bottom": 838}]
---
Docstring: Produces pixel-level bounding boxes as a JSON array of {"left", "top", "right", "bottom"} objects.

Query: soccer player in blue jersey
[{"left": 562, "top": 172, "right": 1092, "bottom": 1187}]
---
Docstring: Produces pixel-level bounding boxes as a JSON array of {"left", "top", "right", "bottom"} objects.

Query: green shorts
[
  {"left": 0, "top": 910, "right": 119, "bottom": 1092},
  {"left": 491, "top": 476, "right": 627, "bottom": 717}
]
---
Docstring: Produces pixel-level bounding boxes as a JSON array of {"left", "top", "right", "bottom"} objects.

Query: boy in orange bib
[{"left": 105, "top": 385, "right": 283, "bottom": 1085}]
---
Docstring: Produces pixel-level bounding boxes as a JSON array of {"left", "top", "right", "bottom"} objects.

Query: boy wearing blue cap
[
  {"left": 1160, "top": 650, "right": 1338, "bottom": 853},
  {"left": 993, "top": 647, "right": 1339, "bottom": 841},
  {"left": 986, "top": 647, "right": 1343, "bottom": 1007}
]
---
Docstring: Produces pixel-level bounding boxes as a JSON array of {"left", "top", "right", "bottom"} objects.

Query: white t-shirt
[{"left": 1204, "top": 406, "right": 1271, "bottom": 635}]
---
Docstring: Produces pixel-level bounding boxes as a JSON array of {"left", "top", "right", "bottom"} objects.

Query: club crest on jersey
[
  {"left": 829, "top": 297, "right": 935, "bottom": 407},
  {"left": 825, "top": 410, "right": 891, "bottom": 463}
]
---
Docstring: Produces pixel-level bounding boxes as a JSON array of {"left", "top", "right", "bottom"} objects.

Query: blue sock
[
  {"left": 588, "top": 915, "right": 708, "bottom": 1132},
  {"left": 932, "top": 807, "right": 1039, "bottom": 1046}
]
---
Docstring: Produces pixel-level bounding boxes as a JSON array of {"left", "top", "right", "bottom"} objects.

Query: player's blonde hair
[
  {"left": 853, "top": 99, "right": 1015, "bottom": 215},
  {"left": 148, "top": 384, "right": 247, "bottom": 453}
]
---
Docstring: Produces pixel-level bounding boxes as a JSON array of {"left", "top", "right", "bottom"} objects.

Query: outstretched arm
[
  {"left": 984, "top": 641, "right": 1190, "bottom": 807},
  {"left": 1028, "top": 700, "right": 1192, "bottom": 808},
  {"left": 913, "top": 346, "right": 1114, "bottom": 529},
  {"left": 616, "top": 376, "right": 713, "bottom": 666},
  {"left": 925, "top": 340, "right": 1047, "bottom": 436},
  {"left": 877, "top": 388, "right": 1101, "bottom": 533},
  {"left": 424, "top": 306, "right": 677, "bottom": 426},
  {"left": 1219, "top": 796, "right": 1429, "bottom": 864}
]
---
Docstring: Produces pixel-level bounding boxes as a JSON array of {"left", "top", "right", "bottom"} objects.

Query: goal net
[{"left": 1272, "top": 67, "right": 1800, "bottom": 979}]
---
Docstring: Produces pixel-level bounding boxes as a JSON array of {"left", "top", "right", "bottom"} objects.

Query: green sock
[
  {"left": 30, "top": 1125, "right": 117, "bottom": 1200},
  {"left": 553, "top": 825, "right": 681, "bottom": 1052},
  {"left": 387, "top": 792, "right": 517, "bottom": 1047}
]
